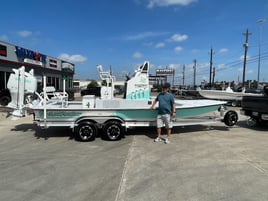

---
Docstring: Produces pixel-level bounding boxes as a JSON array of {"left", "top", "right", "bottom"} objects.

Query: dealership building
[{"left": 0, "top": 40, "right": 75, "bottom": 91}]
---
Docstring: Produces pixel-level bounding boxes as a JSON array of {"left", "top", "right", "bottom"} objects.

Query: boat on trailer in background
[
  {"left": 5, "top": 61, "right": 238, "bottom": 141},
  {"left": 198, "top": 86, "right": 263, "bottom": 107}
]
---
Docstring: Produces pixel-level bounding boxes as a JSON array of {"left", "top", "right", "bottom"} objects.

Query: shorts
[{"left": 157, "top": 114, "right": 173, "bottom": 129}]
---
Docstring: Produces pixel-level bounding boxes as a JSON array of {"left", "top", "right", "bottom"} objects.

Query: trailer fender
[{"left": 223, "top": 110, "right": 238, "bottom": 126}]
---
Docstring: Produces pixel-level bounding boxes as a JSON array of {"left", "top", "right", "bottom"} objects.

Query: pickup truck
[{"left": 241, "top": 86, "right": 268, "bottom": 126}]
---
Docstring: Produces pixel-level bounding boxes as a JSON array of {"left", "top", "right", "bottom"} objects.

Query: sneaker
[
  {"left": 164, "top": 138, "right": 170, "bottom": 144},
  {"left": 154, "top": 137, "right": 162, "bottom": 142}
]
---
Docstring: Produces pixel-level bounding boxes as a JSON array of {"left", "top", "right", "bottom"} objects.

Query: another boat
[
  {"left": 198, "top": 86, "right": 263, "bottom": 106},
  {"left": 5, "top": 61, "right": 238, "bottom": 141}
]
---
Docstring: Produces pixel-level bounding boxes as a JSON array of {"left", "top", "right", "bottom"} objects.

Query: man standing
[{"left": 150, "top": 83, "right": 176, "bottom": 144}]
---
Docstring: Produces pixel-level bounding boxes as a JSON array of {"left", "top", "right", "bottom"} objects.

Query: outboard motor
[{"left": 7, "top": 66, "right": 37, "bottom": 118}]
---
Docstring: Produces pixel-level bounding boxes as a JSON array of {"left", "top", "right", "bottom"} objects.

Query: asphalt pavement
[{"left": 0, "top": 109, "right": 267, "bottom": 201}]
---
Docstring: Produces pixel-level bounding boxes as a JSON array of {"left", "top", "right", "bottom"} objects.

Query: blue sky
[{"left": 1, "top": 0, "right": 268, "bottom": 85}]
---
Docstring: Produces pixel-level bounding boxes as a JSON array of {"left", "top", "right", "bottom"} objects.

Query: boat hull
[
  {"left": 199, "top": 90, "right": 262, "bottom": 101},
  {"left": 33, "top": 99, "right": 224, "bottom": 122}
]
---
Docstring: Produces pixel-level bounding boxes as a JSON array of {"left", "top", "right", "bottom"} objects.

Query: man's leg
[
  {"left": 166, "top": 128, "right": 171, "bottom": 139},
  {"left": 154, "top": 115, "right": 163, "bottom": 142},
  {"left": 157, "top": 127, "right": 161, "bottom": 138},
  {"left": 164, "top": 114, "right": 172, "bottom": 144}
]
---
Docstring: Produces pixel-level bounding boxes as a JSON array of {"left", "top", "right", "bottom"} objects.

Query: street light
[{"left": 257, "top": 18, "right": 266, "bottom": 88}]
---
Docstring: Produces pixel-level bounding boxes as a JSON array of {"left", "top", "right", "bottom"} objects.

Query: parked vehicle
[
  {"left": 80, "top": 87, "right": 101, "bottom": 97},
  {"left": 241, "top": 86, "right": 268, "bottom": 126},
  {"left": 0, "top": 88, "right": 11, "bottom": 106}
]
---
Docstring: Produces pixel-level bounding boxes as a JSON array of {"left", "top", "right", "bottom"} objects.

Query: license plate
[{"left": 252, "top": 111, "right": 258, "bottom": 116}]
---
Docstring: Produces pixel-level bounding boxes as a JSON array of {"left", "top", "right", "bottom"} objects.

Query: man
[{"left": 150, "top": 83, "right": 176, "bottom": 144}]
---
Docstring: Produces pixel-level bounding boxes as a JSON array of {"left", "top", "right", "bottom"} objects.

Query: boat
[
  {"left": 198, "top": 86, "right": 263, "bottom": 106},
  {"left": 5, "top": 61, "right": 238, "bottom": 141}
]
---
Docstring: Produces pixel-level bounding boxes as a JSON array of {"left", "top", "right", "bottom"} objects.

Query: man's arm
[{"left": 150, "top": 99, "right": 157, "bottom": 110}]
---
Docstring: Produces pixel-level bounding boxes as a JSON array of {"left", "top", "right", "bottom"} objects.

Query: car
[{"left": 80, "top": 87, "right": 101, "bottom": 97}]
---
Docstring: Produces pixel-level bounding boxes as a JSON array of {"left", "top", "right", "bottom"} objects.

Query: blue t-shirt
[{"left": 155, "top": 92, "right": 175, "bottom": 115}]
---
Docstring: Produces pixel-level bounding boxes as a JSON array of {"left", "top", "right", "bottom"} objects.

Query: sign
[
  {"left": 49, "top": 59, "right": 58, "bottom": 67},
  {"left": 24, "top": 58, "right": 43, "bottom": 66},
  {"left": 149, "top": 75, "right": 166, "bottom": 81},
  {"left": 62, "top": 62, "right": 74, "bottom": 72},
  {"left": 15, "top": 46, "right": 46, "bottom": 64},
  {"left": 156, "top": 68, "right": 174, "bottom": 76}
]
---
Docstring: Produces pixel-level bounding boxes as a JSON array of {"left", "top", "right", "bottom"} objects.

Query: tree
[{"left": 87, "top": 80, "right": 99, "bottom": 88}]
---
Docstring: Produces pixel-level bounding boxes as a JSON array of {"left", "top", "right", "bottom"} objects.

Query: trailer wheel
[
  {"left": 102, "top": 121, "right": 123, "bottom": 141},
  {"left": 231, "top": 101, "right": 238, "bottom": 107},
  {"left": 74, "top": 122, "right": 97, "bottom": 142},
  {"left": 224, "top": 110, "right": 238, "bottom": 126}
]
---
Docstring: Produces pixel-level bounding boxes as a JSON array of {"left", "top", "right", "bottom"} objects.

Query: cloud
[
  {"left": 147, "top": 0, "right": 198, "bottom": 8},
  {"left": 155, "top": 42, "right": 165, "bottom": 48},
  {"left": 124, "top": 31, "right": 169, "bottom": 40},
  {"left": 133, "top": 52, "right": 143, "bottom": 58},
  {"left": 174, "top": 46, "right": 183, "bottom": 53},
  {"left": 192, "top": 49, "right": 200, "bottom": 53},
  {"left": 219, "top": 48, "right": 228, "bottom": 54},
  {"left": 169, "top": 34, "right": 188, "bottom": 42},
  {"left": 0, "top": 35, "right": 8, "bottom": 41},
  {"left": 58, "top": 53, "right": 87, "bottom": 63},
  {"left": 17, "top": 30, "right": 32, "bottom": 37}
]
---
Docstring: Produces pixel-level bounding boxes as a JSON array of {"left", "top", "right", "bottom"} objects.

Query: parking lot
[{"left": 0, "top": 110, "right": 268, "bottom": 201}]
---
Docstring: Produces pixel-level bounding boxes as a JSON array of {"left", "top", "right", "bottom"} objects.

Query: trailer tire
[
  {"left": 231, "top": 101, "right": 238, "bottom": 107},
  {"left": 224, "top": 110, "right": 238, "bottom": 126},
  {"left": 74, "top": 122, "right": 97, "bottom": 142},
  {"left": 102, "top": 121, "right": 123, "bottom": 141}
]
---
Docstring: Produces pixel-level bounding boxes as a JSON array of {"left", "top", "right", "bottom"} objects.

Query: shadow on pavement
[{"left": 12, "top": 123, "right": 75, "bottom": 140}]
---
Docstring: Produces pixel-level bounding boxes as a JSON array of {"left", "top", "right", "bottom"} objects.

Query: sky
[{"left": 1, "top": 0, "right": 268, "bottom": 86}]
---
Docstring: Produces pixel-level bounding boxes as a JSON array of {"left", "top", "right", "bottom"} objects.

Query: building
[{"left": 0, "top": 40, "right": 75, "bottom": 92}]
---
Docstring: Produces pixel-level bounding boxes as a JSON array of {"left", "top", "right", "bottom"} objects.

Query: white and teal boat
[{"left": 6, "top": 61, "right": 238, "bottom": 141}]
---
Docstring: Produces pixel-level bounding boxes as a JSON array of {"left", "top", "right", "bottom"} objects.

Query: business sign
[
  {"left": 149, "top": 75, "right": 166, "bottom": 81},
  {"left": 62, "top": 62, "right": 74, "bottom": 72},
  {"left": 15, "top": 46, "right": 46, "bottom": 65},
  {"left": 156, "top": 68, "right": 174, "bottom": 76},
  {"left": 24, "top": 58, "right": 43, "bottom": 66}
]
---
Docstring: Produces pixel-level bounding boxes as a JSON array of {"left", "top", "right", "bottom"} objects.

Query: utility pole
[
  {"left": 212, "top": 67, "right": 215, "bottom": 87},
  {"left": 242, "top": 29, "right": 251, "bottom": 88},
  {"left": 182, "top": 64, "right": 185, "bottom": 86},
  {"left": 209, "top": 48, "right": 214, "bottom": 88},
  {"left": 257, "top": 19, "right": 266, "bottom": 88},
  {"left": 172, "top": 69, "right": 175, "bottom": 87},
  {"left": 193, "top": 59, "right": 197, "bottom": 88}
]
